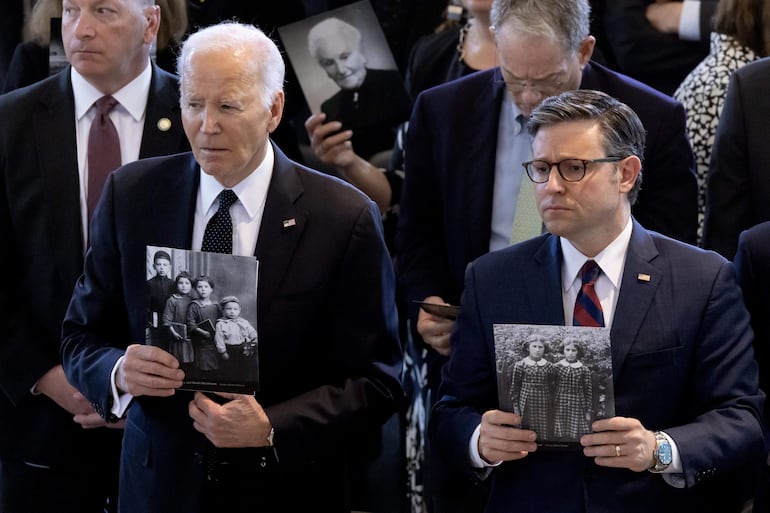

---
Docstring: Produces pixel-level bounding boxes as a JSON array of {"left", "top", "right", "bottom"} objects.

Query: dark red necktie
[
  {"left": 573, "top": 260, "right": 605, "bottom": 327},
  {"left": 87, "top": 95, "right": 121, "bottom": 223}
]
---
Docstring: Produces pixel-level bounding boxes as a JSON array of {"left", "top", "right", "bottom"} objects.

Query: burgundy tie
[
  {"left": 87, "top": 95, "right": 121, "bottom": 222},
  {"left": 573, "top": 260, "right": 605, "bottom": 327}
]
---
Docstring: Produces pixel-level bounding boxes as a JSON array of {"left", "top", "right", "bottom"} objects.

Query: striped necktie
[{"left": 573, "top": 260, "right": 605, "bottom": 327}]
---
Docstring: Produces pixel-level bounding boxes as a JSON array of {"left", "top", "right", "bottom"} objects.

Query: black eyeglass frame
[{"left": 522, "top": 157, "right": 625, "bottom": 183}]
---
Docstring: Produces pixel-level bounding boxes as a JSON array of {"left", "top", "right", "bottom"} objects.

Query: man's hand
[
  {"left": 580, "top": 416, "right": 656, "bottom": 472},
  {"left": 478, "top": 410, "right": 537, "bottom": 463},
  {"left": 416, "top": 296, "right": 455, "bottom": 356},
  {"left": 646, "top": 1, "right": 683, "bottom": 34},
  {"left": 71, "top": 391, "right": 126, "bottom": 429},
  {"left": 188, "top": 392, "right": 272, "bottom": 448},
  {"left": 36, "top": 365, "right": 90, "bottom": 415},
  {"left": 116, "top": 343, "right": 184, "bottom": 397}
]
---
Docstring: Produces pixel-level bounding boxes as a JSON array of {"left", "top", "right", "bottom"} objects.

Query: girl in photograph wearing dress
[
  {"left": 162, "top": 271, "right": 194, "bottom": 369},
  {"left": 510, "top": 333, "right": 554, "bottom": 438},
  {"left": 553, "top": 337, "right": 593, "bottom": 440},
  {"left": 187, "top": 275, "right": 222, "bottom": 376}
]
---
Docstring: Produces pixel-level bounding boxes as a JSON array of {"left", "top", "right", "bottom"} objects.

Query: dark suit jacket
[
  {"left": 60, "top": 147, "right": 404, "bottom": 512},
  {"left": 397, "top": 62, "right": 697, "bottom": 328},
  {"left": 430, "top": 220, "right": 763, "bottom": 513},
  {"left": 602, "top": 0, "right": 716, "bottom": 95},
  {"left": 0, "top": 64, "right": 189, "bottom": 467},
  {"left": 702, "top": 57, "right": 770, "bottom": 260}
]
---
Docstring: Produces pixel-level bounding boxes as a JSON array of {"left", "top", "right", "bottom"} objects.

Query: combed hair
[
  {"left": 527, "top": 89, "right": 645, "bottom": 204},
  {"left": 307, "top": 17, "right": 363, "bottom": 59},
  {"left": 490, "top": 0, "right": 590, "bottom": 53},
  {"left": 177, "top": 22, "right": 285, "bottom": 110}
]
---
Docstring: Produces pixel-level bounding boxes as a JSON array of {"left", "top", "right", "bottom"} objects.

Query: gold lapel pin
[
  {"left": 157, "top": 118, "right": 172, "bottom": 132},
  {"left": 637, "top": 273, "right": 651, "bottom": 282},
  {"left": 282, "top": 219, "right": 297, "bottom": 228}
]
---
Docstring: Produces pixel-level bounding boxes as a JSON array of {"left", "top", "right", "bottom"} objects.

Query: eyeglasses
[
  {"left": 522, "top": 157, "right": 625, "bottom": 183},
  {"left": 500, "top": 78, "right": 566, "bottom": 96}
]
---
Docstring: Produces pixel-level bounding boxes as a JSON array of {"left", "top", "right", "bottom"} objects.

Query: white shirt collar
[
  {"left": 71, "top": 60, "right": 152, "bottom": 121},
  {"left": 198, "top": 143, "right": 275, "bottom": 220},
  {"left": 560, "top": 217, "right": 633, "bottom": 293}
]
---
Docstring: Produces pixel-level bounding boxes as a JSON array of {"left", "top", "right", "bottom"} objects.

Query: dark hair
[
  {"left": 527, "top": 89, "right": 645, "bottom": 204},
  {"left": 560, "top": 338, "right": 585, "bottom": 359},
  {"left": 522, "top": 333, "right": 548, "bottom": 354},
  {"left": 713, "top": 0, "right": 770, "bottom": 57},
  {"left": 153, "top": 250, "right": 171, "bottom": 263},
  {"left": 174, "top": 271, "right": 193, "bottom": 285},
  {"left": 193, "top": 275, "right": 215, "bottom": 290}
]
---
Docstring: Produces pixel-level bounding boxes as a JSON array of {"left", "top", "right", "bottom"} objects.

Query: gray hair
[
  {"left": 177, "top": 22, "right": 285, "bottom": 110},
  {"left": 490, "top": 0, "right": 591, "bottom": 53},
  {"left": 527, "top": 89, "right": 645, "bottom": 204},
  {"left": 307, "top": 17, "right": 363, "bottom": 59}
]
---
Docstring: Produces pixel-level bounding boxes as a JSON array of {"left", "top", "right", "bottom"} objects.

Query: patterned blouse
[{"left": 674, "top": 33, "right": 759, "bottom": 243}]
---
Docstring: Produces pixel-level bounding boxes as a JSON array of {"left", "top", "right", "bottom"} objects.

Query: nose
[
  {"left": 333, "top": 59, "right": 348, "bottom": 75},
  {"left": 200, "top": 107, "right": 220, "bottom": 133},
  {"left": 544, "top": 164, "right": 566, "bottom": 193},
  {"left": 72, "top": 11, "right": 95, "bottom": 39},
  {"left": 520, "top": 87, "right": 545, "bottom": 111}
]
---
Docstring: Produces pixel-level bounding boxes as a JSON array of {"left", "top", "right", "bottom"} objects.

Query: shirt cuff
[
  {"left": 469, "top": 424, "right": 503, "bottom": 469},
  {"left": 678, "top": 1, "right": 701, "bottom": 41},
  {"left": 110, "top": 355, "right": 133, "bottom": 419}
]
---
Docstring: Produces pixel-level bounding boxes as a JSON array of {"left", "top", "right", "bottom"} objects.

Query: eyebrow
[{"left": 501, "top": 67, "right": 565, "bottom": 82}]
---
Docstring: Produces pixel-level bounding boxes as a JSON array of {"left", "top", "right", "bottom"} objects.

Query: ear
[
  {"left": 617, "top": 155, "right": 641, "bottom": 194},
  {"left": 267, "top": 91, "right": 285, "bottom": 134},
  {"left": 143, "top": 4, "right": 161, "bottom": 45},
  {"left": 577, "top": 36, "right": 595, "bottom": 67}
]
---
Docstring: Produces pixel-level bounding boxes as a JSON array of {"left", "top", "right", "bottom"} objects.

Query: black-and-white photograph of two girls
[
  {"left": 494, "top": 324, "right": 615, "bottom": 448},
  {"left": 146, "top": 245, "right": 259, "bottom": 395}
]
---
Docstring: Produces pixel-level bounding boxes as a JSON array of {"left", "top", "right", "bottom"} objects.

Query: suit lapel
[
  {"left": 147, "top": 154, "right": 199, "bottom": 249},
  {"left": 610, "top": 221, "right": 662, "bottom": 380},
  {"left": 466, "top": 69, "right": 508, "bottom": 258},
  {"left": 139, "top": 64, "right": 187, "bottom": 158},
  {"left": 254, "top": 145, "right": 307, "bottom": 317},
  {"left": 531, "top": 236, "right": 568, "bottom": 324},
  {"left": 36, "top": 70, "right": 84, "bottom": 279}
]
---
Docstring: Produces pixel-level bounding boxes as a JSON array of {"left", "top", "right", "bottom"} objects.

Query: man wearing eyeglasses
[
  {"left": 430, "top": 89, "right": 762, "bottom": 513},
  {"left": 396, "top": 1, "right": 697, "bottom": 509}
]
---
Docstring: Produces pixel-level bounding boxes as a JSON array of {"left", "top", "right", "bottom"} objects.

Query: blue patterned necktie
[
  {"left": 573, "top": 260, "right": 605, "bottom": 327},
  {"left": 201, "top": 189, "right": 238, "bottom": 254}
]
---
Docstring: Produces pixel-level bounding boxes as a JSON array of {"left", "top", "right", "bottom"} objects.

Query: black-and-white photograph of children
[
  {"left": 278, "top": 0, "right": 411, "bottom": 160},
  {"left": 494, "top": 324, "right": 614, "bottom": 447},
  {"left": 146, "top": 246, "right": 259, "bottom": 394}
]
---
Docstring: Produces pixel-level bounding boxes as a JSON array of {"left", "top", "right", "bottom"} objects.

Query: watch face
[{"left": 657, "top": 441, "right": 673, "bottom": 466}]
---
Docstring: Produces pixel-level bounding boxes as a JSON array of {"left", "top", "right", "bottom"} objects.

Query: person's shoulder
[
  {"left": 582, "top": 61, "right": 680, "bottom": 109},
  {"left": 734, "top": 56, "right": 770, "bottom": 80},
  {"left": 281, "top": 155, "right": 374, "bottom": 210},
  {"left": 738, "top": 220, "right": 770, "bottom": 248},
  {"left": 417, "top": 67, "right": 497, "bottom": 102},
  {"left": 0, "top": 69, "right": 67, "bottom": 111}
]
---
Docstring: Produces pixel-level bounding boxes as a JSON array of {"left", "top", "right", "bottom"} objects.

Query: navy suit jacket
[
  {"left": 430, "top": 220, "right": 763, "bottom": 513},
  {"left": 396, "top": 61, "right": 697, "bottom": 329},
  {"left": 60, "top": 146, "right": 404, "bottom": 512},
  {"left": 0, "top": 64, "right": 188, "bottom": 466},
  {"left": 703, "top": 57, "right": 770, "bottom": 260}
]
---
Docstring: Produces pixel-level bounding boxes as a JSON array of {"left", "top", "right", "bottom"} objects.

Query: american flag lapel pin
[{"left": 282, "top": 218, "right": 297, "bottom": 228}]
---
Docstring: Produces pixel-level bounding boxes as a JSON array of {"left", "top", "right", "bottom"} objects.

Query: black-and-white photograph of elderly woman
[{"left": 494, "top": 323, "right": 614, "bottom": 447}]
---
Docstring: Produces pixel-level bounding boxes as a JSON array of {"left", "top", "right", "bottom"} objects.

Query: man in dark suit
[
  {"left": 702, "top": 57, "right": 770, "bottom": 260},
  {"left": 0, "top": 0, "right": 189, "bottom": 511},
  {"left": 733, "top": 222, "right": 770, "bottom": 513},
  {"left": 430, "top": 89, "right": 763, "bottom": 513},
  {"left": 60, "top": 22, "right": 403, "bottom": 513},
  {"left": 395, "top": 7, "right": 697, "bottom": 504}
]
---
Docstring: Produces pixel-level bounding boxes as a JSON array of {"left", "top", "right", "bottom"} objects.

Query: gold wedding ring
[{"left": 615, "top": 444, "right": 621, "bottom": 457}]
